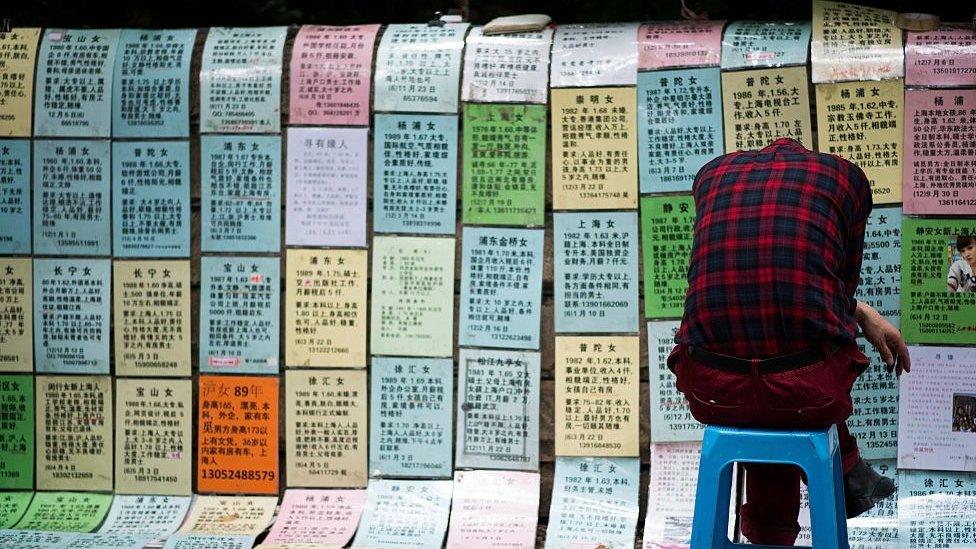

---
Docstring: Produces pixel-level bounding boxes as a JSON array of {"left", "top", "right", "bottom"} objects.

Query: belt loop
[{"left": 749, "top": 358, "right": 765, "bottom": 416}]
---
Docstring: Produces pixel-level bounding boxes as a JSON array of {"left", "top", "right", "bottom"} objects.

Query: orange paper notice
[{"left": 197, "top": 375, "right": 279, "bottom": 494}]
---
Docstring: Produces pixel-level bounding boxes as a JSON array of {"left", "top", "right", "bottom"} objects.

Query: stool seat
[{"left": 690, "top": 424, "right": 849, "bottom": 549}]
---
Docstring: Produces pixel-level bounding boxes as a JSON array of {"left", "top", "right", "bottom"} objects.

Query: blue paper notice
[
  {"left": 850, "top": 339, "right": 898, "bottom": 460},
  {"left": 34, "top": 29, "right": 120, "bottom": 138},
  {"left": 721, "top": 21, "right": 811, "bottom": 70},
  {"left": 200, "top": 27, "right": 287, "bottom": 133},
  {"left": 369, "top": 357, "right": 454, "bottom": 478},
  {"left": 459, "top": 227, "right": 544, "bottom": 350},
  {"left": 554, "top": 212, "right": 640, "bottom": 333},
  {"left": 0, "top": 140, "right": 31, "bottom": 254},
  {"left": 33, "top": 139, "right": 111, "bottom": 256},
  {"left": 112, "top": 29, "right": 196, "bottom": 138},
  {"left": 647, "top": 320, "right": 703, "bottom": 443},
  {"left": 199, "top": 256, "right": 280, "bottom": 374},
  {"left": 637, "top": 67, "right": 723, "bottom": 193},
  {"left": 546, "top": 457, "right": 641, "bottom": 549},
  {"left": 201, "top": 135, "right": 281, "bottom": 252},
  {"left": 456, "top": 348, "right": 540, "bottom": 471},
  {"left": 112, "top": 141, "right": 190, "bottom": 257},
  {"left": 33, "top": 258, "right": 111, "bottom": 374},
  {"left": 856, "top": 205, "right": 901, "bottom": 329},
  {"left": 373, "top": 114, "right": 458, "bottom": 235}
]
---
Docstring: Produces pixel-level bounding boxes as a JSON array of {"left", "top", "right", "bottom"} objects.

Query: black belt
[{"left": 686, "top": 345, "right": 831, "bottom": 375}]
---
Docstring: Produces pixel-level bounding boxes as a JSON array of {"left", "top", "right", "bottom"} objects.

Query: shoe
[{"left": 843, "top": 458, "right": 895, "bottom": 518}]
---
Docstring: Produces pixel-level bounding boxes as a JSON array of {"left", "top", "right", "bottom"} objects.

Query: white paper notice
[
  {"left": 550, "top": 24, "right": 639, "bottom": 88},
  {"left": 643, "top": 442, "right": 700, "bottom": 549},
  {"left": 811, "top": 1, "right": 904, "bottom": 83},
  {"left": 351, "top": 479, "right": 453, "bottom": 549},
  {"left": 462, "top": 27, "right": 553, "bottom": 104},
  {"left": 898, "top": 346, "right": 976, "bottom": 472},
  {"left": 446, "top": 470, "right": 540, "bottom": 549},
  {"left": 286, "top": 127, "right": 368, "bottom": 247}
]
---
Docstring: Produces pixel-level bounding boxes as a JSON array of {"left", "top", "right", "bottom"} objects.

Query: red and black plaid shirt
[{"left": 675, "top": 138, "right": 872, "bottom": 358}]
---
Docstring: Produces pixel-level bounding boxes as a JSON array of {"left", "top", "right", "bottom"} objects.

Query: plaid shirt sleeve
[{"left": 675, "top": 138, "right": 873, "bottom": 358}]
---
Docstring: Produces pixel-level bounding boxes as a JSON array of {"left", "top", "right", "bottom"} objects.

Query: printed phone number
[{"left": 200, "top": 469, "right": 276, "bottom": 481}]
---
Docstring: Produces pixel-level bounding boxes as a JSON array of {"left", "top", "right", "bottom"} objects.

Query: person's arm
[{"left": 855, "top": 301, "right": 911, "bottom": 375}]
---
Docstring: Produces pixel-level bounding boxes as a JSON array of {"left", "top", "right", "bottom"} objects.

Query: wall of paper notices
[{"left": 0, "top": 1, "right": 975, "bottom": 546}]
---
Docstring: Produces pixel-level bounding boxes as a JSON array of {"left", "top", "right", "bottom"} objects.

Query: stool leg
[
  {"left": 801, "top": 438, "right": 850, "bottom": 549},
  {"left": 691, "top": 431, "right": 735, "bottom": 549}
]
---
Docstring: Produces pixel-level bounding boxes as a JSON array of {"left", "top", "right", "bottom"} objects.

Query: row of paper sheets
[
  {"left": 3, "top": 342, "right": 973, "bottom": 502},
  {"left": 0, "top": 457, "right": 974, "bottom": 548},
  {"left": 6, "top": 82, "right": 974, "bottom": 260},
  {"left": 1, "top": 203, "right": 969, "bottom": 375},
  {"left": 0, "top": 472, "right": 537, "bottom": 549},
  {"left": 3, "top": 3, "right": 975, "bottom": 136}
]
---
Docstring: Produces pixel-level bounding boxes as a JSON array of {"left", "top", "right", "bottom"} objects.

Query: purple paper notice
[
  {"left": 906, "top": 24, "right": 976, "bottom": 88},
  {"left": 286, "top": 127, "right": 368, "bottom": 247},
  {"left": 903, "top": 89, "right": 976, "bottom": 215},
  {"left": 289, "top": 25, "right": 380, "bottom": 126},
  {"left": 263, "top": 489, "right": 366, "bottom": 546}
]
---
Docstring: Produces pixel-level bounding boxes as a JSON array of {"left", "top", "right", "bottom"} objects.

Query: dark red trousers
[{"left": 668, "top": 343, "right": 869, "bottom": 546}]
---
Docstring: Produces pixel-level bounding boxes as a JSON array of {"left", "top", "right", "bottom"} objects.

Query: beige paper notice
[
  {"left": 555, "top": 336, "right": 640, "bottom": 456},
  {"left": 285, "top": 249, "right": 367, "bottom": 368},
  {"left": 113, "top": 260, "right": 191, "bottom": 377},
  {"left": 0, "top": 257, "right": 32, "bottom": 372},
  {"left": 0, "top": 28, "right": 41, "bottom": 137},
  {"left": 551, "top": 87, "right": 638, "bottom": 210},
  {"left": 36, "top": 375, "right": 113, "bottom": 491},
  {"left": 115, "top": 378, "right": 192, "bottom": 495},
  {"left": 369, "top": 236, "right": 455, "bottom": 357},
  {"left": 815, "top": 78, "right": 904, "bottom": 204},
  {"left": 285, "top": 370, "right": 368, "bottom": 488},
  {"left": 179, "top": 495, "right": 278, "bottom": 535},
  {"left": 722, "top": 66, "right": 813, "bottom": 152}
]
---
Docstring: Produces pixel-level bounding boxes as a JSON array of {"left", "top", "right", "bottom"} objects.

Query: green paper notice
[
  {"left": 0, "top": 492, "right": 32, "bottom": 528},
  {"left": 462, "top": 103, "right": 546, "bottom": 226},
  {"left": 0, "top": 375, "right": 33, "bottom": 489},
  {"left": 641, "top": 195, "right": 696, "bottom": 319},
  {"left": 14, "top": 491, "right": 113, "bottom": 532},
  {"left": 902, "top": 218, "right": 976, "bottom": 345}
]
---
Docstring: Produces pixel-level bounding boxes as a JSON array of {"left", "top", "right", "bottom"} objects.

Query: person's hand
[{"left": 856, "top": 301, "right": 911, "bottom": 375}]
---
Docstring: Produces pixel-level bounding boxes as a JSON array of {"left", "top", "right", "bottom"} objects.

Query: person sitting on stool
[{"left": 668, "top": 138, "right": 911, "bottom": 546}]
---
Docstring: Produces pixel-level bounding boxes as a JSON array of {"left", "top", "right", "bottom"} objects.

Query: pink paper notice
[
  {"left": 903, "top": 89, "right": 976, "bottom": 215},
  {"left": 639, "top": 21, "right": 725, "bottom": 70},
  {"left": 289, "top": 24, "right": 380, "bottom": 126},
  {"left": 446, "top": 470, "right": 540, "bottom": 549},
  {"left": 263, "top": 489, "right": 366, "bottom": 545},
  {"left": 906, "top": 25, "right": 976, "bottom": 88}
]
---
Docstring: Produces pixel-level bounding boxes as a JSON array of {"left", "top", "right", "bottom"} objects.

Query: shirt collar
[{"left": 759, "top": 138, "right": 809, "bottom": 154}]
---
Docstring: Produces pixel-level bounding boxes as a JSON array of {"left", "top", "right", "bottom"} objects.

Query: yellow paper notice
[
  {"left": 115, "top": 378, "right": 193, "bottom": 495},
  {"left": 285, "top": 369, "right": 368, "bottom": 487},
  {"left": 722, "top": 66, "right": 813, "bottom": 152},
  {"left": 285, "top": 249, "right": 367, "bottom": 368},
  {"left": 36, "top": 375, "right": 113, "bottom": 491},
  {"left": 555, "top": 336, "right": 640, "bottom": 457},
  {"left": 0, "top": 257, "right": 32, "bottom": 372},
  {"left": 179, "top": 495, "right": 278, "bottom": 535},
  {"left": 815, "top": 78, "right": 904, "bottom": 204},
  {"left": 0, "top": 28, "right": 41, "bottom": 137},
  {"left": 113, "top": 260, "right": 191, "bottom": 377},
  {"left": 551, "top": 87, "right": 638, "bottom": 210}
]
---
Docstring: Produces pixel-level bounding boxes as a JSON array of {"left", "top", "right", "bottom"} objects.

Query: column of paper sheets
[
  {"left": 545, "top": 22, "right": 643, "bottom": 549},
  {"left": 0, "top": 2, "right": 975, "bottom": 547}
]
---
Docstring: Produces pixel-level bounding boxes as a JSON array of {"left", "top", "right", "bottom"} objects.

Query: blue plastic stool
[{"left": 690, "top": 424, "right": 849, "bottom": 549}]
